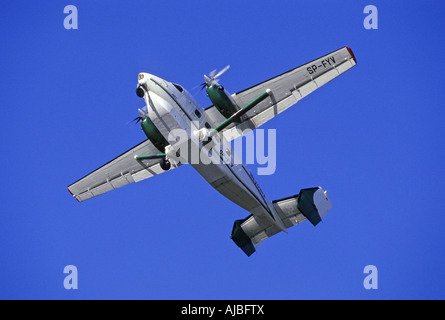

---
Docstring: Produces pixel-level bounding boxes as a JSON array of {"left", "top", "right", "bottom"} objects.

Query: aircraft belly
[
  {"left": 190, "top": 161, "right": 266, "bottom": 214},
  {"left": 146, "top": 92, "right": 191, "bottom": 144},
  {"left": 145, "top": 83, "right": 275, "bottom": 221}
]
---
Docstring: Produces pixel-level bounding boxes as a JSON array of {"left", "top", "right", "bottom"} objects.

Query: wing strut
[
  {"left": 134, "top": 153, "right": 171, "bottom": 171},
  {"left": 210, "top": 89, "right": 271, "bottom": 136},
  {"left": 134, "top": 153, "right": 166, "bottom": 160}
]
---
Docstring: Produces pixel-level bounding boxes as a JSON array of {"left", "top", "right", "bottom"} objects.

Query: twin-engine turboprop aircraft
[{"left": 68, "top": 46, "right": 357, "bottom": 256}]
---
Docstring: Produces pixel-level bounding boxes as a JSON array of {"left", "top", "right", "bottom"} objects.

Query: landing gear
[
  {"left": 136, "top": 86, "right": 145, "bottom": 98},
  {"left": 160, "top": 157, "right": 171, "bottom": 171}
]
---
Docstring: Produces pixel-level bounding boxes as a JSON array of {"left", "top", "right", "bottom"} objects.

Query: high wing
[
  {"left": 205, "top": 46, "right": 357, "bottom": 141},
  {"left": 67, "top": 139, "right": 179, "bottom": 202}
]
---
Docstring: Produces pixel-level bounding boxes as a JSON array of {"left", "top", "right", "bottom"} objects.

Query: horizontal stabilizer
[{"left": 230, "top": 187, "right": 332, "bottom": 256}]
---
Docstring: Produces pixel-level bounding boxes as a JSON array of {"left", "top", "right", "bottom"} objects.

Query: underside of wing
[
  {"left": 205, "top": 46, "right": 357, "bottom": 141},
  {"left": 67, "top": 139, "right": 179, "bottom": 202}
]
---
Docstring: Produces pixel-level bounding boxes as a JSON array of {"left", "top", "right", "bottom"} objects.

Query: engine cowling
[
  {"left": 140, "top": 117, "right": 169, "bottom": 153},
  {"left": 206, "top": 84, "right": 239, "bottom": 119}
]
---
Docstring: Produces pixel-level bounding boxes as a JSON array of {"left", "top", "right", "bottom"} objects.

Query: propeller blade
[
  {"left": 209, "top": 69, "right": 217, "bottom": 78},
  {"left": 214, "top": 65, "right": 230, "bottom": 79},
  {"left": 200, "top": 65, "right": 231, "bottom": 93},
  {"left": 131, "top": 116, "right": 143, "bottom": 125}
]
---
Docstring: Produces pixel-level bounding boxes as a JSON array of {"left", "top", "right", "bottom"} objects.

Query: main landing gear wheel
[{"left": 160, "top": 158, "right": 171, "bottom": 171}]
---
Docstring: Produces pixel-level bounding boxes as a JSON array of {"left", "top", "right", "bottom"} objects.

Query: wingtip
[
  {"left": 67, "top": 187, "right": 80, "bottom": 202},
  {"left": 346, "top": 46, "right": 357, "bottom": 64}
]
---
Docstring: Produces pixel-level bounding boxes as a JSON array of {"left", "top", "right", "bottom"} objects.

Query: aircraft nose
[
  {"left": 138, "top": 72, "right": 152, "bottom": 83},
  {"left": 137, "top": 73, "right": 153, "bottom": 97}
]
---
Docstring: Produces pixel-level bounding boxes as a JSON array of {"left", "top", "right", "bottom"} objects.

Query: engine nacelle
[
  {"left": 206, "top": 84, "right": 239, "bottom": 119},
  {"left": 140, "top": 117, "right": 169, "bottom": 153}
]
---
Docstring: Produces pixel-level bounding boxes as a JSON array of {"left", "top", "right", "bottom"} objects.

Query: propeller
[
  {"left": 131, "top": 106, "right": 149, "bottom": 125},
  {"left": 200, "top": 65, "right": 230, "bottom": 91}
]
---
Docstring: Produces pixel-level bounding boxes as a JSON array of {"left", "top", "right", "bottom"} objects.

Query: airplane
[{"left": 68, "top": 46, "right": 357, "bottom": 256}]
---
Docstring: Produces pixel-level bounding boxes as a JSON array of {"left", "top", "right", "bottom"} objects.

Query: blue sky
[{"left": 1, "top": 1, "right": 444, "bottom": 299}]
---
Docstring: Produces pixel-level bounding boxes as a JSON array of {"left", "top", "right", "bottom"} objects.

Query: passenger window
[
  {"left": 205, "top": 122, "right": 211, "bottom": 129},
  {"left": 195, "top": 110, "right": 202, "bottom": 118}
]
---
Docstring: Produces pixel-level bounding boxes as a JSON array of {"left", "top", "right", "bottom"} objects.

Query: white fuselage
[{"left": 138, "top": 73, "right": 284, "bottom": 230}]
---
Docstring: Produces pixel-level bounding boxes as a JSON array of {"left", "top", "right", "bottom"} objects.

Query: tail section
[
  {"left": 230, "top": 220, "right": 257, "bottom": 257},
  {"left": 230, "top": 187, "right": 332, "bottom": 256},
  {"left": 292, "top": 187, "right": 332, "bottom": 226}
]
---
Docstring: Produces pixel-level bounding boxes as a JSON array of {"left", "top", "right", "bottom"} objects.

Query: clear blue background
[{"left": 1, "top": 1, "right": 444, "bottom": 299}]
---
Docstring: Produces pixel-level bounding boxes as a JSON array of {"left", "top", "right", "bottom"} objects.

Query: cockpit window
[{"left": 173, "top": 83, "right": 184, "bottom": 92}]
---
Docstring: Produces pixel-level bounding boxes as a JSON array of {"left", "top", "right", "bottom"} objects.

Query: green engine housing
[
  {"left": 206, "top": 84, "right": 239, "bottom": 119},
  {"left": 140, "top": 117, "right": 169, "bottom": 152}
]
